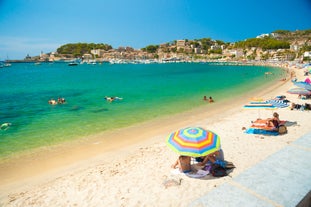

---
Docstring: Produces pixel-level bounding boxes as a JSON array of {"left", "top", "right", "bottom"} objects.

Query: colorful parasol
[
  {"left": 166, "top": 127, "right": 221, "bottom": 157},
  {"left": 287, "top": 87, "right": 311, "bottom": 96},
  {"left": 292, "top": 80, "right": 311, "bottom": 91},
  {"left": 266, "top": 99, "right": 289, "bottom": 108},
  {"left": 243, "top": 101, "right": 276, "bottom": 109},
  {"left": 243, "top": 101, "right": 276, "bottom": 118}
]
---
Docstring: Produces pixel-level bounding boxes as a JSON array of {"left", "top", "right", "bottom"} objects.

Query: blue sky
[{"left": 0, "top": 0, "right": 310, "bottom": 60}]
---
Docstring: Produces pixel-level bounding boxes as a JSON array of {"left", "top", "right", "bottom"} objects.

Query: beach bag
[
  {"left": 210, "top": 163, "right": 227, "bottom": 177},
  {"left": 278, "top": 125, "right": 287, "bottom": 135}
]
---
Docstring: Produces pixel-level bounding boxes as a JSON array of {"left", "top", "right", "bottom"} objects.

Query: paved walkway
[{"left": 189, "top": 131, "right": 311, "bottom": 207}]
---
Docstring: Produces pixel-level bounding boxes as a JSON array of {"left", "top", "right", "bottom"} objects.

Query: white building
[
  {"left": 303, "top": 51, "right": 311, "bottom": 58},
  {"left": 176, "top": 40, "right": 186, "bottom": 49},
  {"left": 256, "top": 33, "right": 270, "bottom": 38},
  {"left": 194, "top": 48, "right": 201, "bottom": 54}
]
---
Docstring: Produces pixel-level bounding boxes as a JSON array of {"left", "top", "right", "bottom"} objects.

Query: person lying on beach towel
[
  {"left": 250, "top": 113, "right": 284, "bottom": 130},
  {"left": 290, "top": 103, "right": 303, "bottom": 110},
  {"left": 246, "top": 113, "right": 287, "bottom": 135},
  {"left": 291, "top": 103, "right": 311, "bottom": 111}
]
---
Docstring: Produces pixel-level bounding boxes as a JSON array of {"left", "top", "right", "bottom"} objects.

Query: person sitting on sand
[
  {"left": 171, "top": 155, "right": 191, "bottom": 173},
  {"left": 196, "top": 149, "right": 224, "bottom": 166},
  {"left": 266, "top": 112, "right": 280, "bottom": 129}
]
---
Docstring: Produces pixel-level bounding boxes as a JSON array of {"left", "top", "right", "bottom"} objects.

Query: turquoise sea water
[{"left": 0, "top": 62, "right": 284, "bottom": 159}]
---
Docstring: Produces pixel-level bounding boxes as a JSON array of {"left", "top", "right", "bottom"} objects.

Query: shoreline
[
  {"left": 0, "top": 67, "right": 288, "bottom": 175},
  {"left": 0, "top": 68, "right": 288, "bottom": 187},
  {"left": 0, "top": 64, "right": 285, "bottom": 163},
  {"left": 1, "top": 63, "right": 310, "bottom": 206},
  {"left": 0, "top": 62, "right": 283, "bottom": 160}
]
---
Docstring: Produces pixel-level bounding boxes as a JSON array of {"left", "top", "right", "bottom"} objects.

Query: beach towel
[
  {"left": 171, "top": 168, "right": 209, "bottom": 178},
  {"left": 186, "top": 170, "right": 210, "bottom": 178},
  {"left": 245, "top": 119, "right": 287, "bottom": 136},
  {"left": 245, "top": 128, "right": 279, "bottom": 136},
  {"left": 250, "top": 119, "right": 286, "bottom": 130}
]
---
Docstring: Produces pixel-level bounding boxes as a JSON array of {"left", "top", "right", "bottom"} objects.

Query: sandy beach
[{"left": 0, "top": 63, "right": 310, "bottom": 207}]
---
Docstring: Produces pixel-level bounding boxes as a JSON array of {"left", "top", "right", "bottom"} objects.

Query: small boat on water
[
  {"left": 68, "top": 62, "right": 78, "bottom": 66},
  {"left": 0, "top": 62, "right": 11, "bottom": 68}
]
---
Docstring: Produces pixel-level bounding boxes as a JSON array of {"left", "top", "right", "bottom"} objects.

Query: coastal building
[
  {"left": 39, "top": 51, "right": 49, "bottom": 61},
  {"left": 229, "top": 49, "right": 244, "bottom": 58},
  {"left": 303, "top": 51, "right": 311, "bottom": 58},
  {"left": 290, "top": 40, "right": 305, "bottom": 51},
  {"left": 194, "top": 48, "right": 201, "bottom": 54},
  {"left": 91, "top": 49, "right": 106, "bottom": 57},
  {"left": 210, "top": 45, "right": 222, "bottom": 50},
  {"left": 256, "top": 33, "right": 270, "bottom": 38},
  {"left": 176, "top": 40, "right": 186, "bottom": 50},
  {"left": 24, "top": 54, "right": 32, "bottom": 61}
]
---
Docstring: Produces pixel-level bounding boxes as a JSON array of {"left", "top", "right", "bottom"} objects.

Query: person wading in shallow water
[{"left": 203, "top": 96, "right": 214, "bottom": 103}]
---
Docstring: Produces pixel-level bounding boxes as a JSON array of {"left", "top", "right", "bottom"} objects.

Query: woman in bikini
[
  {"left": 196, "top": 150, "right": 221, "bottom": 166},
  {"left": 266, "top": 112, "right": 280, "bottom": 129},
  {"left": 171, "top": 155, "right": 191, "bottom": 173}
]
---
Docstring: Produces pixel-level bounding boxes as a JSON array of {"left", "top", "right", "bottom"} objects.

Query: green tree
[
  {"left": 234, "top": 37, "right": 290, "bottom": 50},
  {"left": 141, "top": 45, "right": 159, "bottom": 53},
  {"left": 57, "top": 43, "right": 112, "bottom": 55}
]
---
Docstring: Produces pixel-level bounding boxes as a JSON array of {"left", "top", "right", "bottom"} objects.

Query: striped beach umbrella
[
  {"left": 292, "top": 81, "right": 311, "bottom": 91},
  {"left": 266, "top": 99, "right": 289, "bottom": 108},
  {"left": 287, "top": 88, "right": 311, "bottom": 96},
  {"left": 166, "top": 127, "right": 221, "bottom": 157},
  {"left": 243, "top": 101, "right": 276, "bottom": 118},
  {"left": 243, "top": 101, "right": 276, "bottom": 109}
]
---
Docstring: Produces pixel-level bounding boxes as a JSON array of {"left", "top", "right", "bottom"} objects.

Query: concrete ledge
[
  {"left": 189, "top": 131, "right": 311, "bottom": 207},
  {"left": 297, "top": 190, "right": 311, "bottom": 207}
]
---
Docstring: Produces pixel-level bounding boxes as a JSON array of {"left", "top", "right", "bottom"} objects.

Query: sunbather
[
  {"left": 196, "top": 149, "right": 224, "bottom": 166},
  {"left": 248, "top": 113, "right": 288, "bottom": 135},
  {"left": 266, "top": 112, "right": 280, "bottom": 129},
  {"left": 171, "top": 155, "right": 191, "bottom": 173},
  {"left": 290, "top": 103, "right": 303, "bottom": 110}
]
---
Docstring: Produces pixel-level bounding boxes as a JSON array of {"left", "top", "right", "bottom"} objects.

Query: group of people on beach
[
  {"left": 171, "top": 149, "right": 224, "bottom": 174},
  {"left": 171, "top": 112, "right": 282, "bottom": 175},
  {"left": 290, "top": 102, "right": 311, "bottom": 111}
]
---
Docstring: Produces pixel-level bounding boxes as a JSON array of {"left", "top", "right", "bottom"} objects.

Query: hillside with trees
[
  {"left": 44, "top": 29, "right": 310, "bottom": 62},
  {"left": 57, "top": 43, "right": 112, "bottom": 57},
  {"left": 234, "top": 37, "right": 290, "bottom": 50}
]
